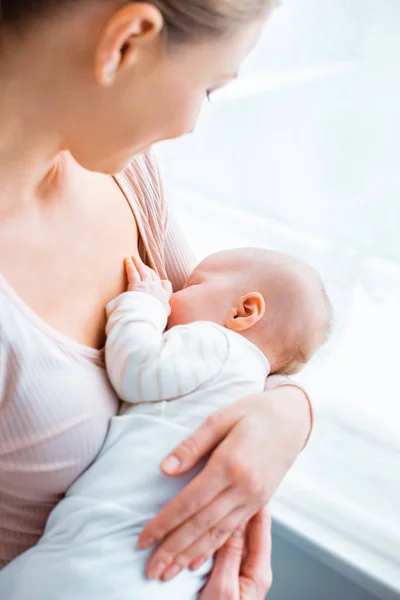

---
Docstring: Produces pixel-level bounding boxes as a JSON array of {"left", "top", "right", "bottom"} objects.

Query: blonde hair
[
  {"left": 0, "top": 0, "right": 276, "bottom": 42},
  {"left": 149, "top": 0, "right": 276, "bottom": 43}
]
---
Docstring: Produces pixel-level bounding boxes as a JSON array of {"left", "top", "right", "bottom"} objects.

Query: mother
[{"left": 0, "top": 1, "right": 312, "bottom": 598}]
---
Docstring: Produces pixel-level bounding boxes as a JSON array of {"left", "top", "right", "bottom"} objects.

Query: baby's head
[{"left": 168, "top": 248, "right": 331, "bottom": 375}]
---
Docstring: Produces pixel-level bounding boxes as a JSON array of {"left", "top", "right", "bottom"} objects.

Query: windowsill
[
  {"left": 271, "top": 498, "right": 400, "bottom": 600},
  {"left": 162, "top": 184, "right": 400, "bottom": 600}
]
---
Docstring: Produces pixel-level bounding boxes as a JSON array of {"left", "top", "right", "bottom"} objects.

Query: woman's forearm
[{"left": 266, "top": 377, "right": 313, "bottom": 449}]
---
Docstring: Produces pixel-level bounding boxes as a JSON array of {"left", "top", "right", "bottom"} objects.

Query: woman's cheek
[{"left": 170, "top": 96, "right": 204, "bottom": 139}]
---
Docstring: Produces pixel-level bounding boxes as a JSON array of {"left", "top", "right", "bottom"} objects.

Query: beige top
[{"left": 0, "top": 151, "right": 293, "bottom": 568}]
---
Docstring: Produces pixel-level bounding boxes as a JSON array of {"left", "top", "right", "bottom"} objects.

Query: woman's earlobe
[{"left": 101, "top": 53, "right": 120, "bottom": 86}]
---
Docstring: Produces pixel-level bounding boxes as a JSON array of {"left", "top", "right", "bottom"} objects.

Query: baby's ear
[{"left": 225, "top": 292, "right": 265, "bottom": 333}]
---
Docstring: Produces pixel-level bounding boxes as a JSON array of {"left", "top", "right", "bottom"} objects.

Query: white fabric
[
  {"left": 105, "top": 291, "right": 270, "bottom": 427},
  {"left": 0, "top": 292, "right": 269, "bottom": 600}
]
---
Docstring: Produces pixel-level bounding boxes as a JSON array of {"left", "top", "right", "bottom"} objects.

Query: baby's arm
[{"left": 105, "top": 257, "right": 228, "bottom": 405}]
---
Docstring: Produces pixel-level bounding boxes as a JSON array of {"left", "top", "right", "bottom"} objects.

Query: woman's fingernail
[
  {"left": 148, "top": 561, "right": 166, "bottom": 580},
  {"left": 190, "top": 556, "right": 207, "bottom": 570},
  {"left": 162, "top": 456, "right": 181, "bottom": 474},
  {"left": 162, "top": 563, "right": 182, "bottom": 581}
]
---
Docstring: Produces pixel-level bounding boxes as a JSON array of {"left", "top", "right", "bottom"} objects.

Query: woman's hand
[
  {"left": 198, "top": 506, "right": 273, "bottom": 600},
  {"left": 138, "top": 385, "right": 311, "bottom": 581}
]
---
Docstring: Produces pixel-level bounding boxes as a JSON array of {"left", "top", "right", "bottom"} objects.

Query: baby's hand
[{"left": 125, "top": 256, "right": 172, "bottom": 315}]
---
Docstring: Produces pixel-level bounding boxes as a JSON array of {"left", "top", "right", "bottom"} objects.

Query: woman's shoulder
[
  {"left": 116, "top": 150, "right": 169, "bottom": 278},
  {"left": 125, "top": 148, "right": 159, "bottom": 179},
  {"left": 120, "top": 149, "right": 164, "bottom": 219}
]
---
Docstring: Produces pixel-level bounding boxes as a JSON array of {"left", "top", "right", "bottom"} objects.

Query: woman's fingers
[
  {"left": 139, "top": 399, "right": 282, "bottom": 584},
  {"left": 138, "top": 459, "right": 226, "bottom": 551},
  {"left": 197, "top": 511, "right": 272, "bottom": 600},
  {"left": 140, "top": 407, "right": 268, "bottom": 580},
  {"left": 139, "top": 409, "right": 237, "bottom": 549},
  {"left": 197, "top": 528, "right": 245, "bottom": 600},
  {"left": 162, "top": 509, "right": 249, "bottom": 581},
  {"left": 146, "top": 502, "right": 250, "bottom": 581},
  {"left": 145, "top": 489, "right": 236, "bottom": 565},
  {"left": 239, "top": 507, "right": 273, "bottom": 598}
]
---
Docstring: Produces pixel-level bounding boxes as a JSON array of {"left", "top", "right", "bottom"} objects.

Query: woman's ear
[
  {"left": 225, "top": 292, "right": 266, "bottom": 333},
  {"left": 95, "top": 3, "right": 164, "bottom": 87}
]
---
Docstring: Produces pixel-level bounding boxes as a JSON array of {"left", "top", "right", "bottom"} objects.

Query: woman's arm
[{"left": 266, "top": 375, "right": 314, "bottom": 446}]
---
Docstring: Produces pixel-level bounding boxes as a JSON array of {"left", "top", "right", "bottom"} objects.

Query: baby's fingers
[
  {"left": 132, "top": 256, "right": 158, "bottom": 282},
  {"left": 162, "top": 280, "right": 173, "bottom": 298},
  {"left": 125, "top": 257, "right": 141, "bottom": 287}
]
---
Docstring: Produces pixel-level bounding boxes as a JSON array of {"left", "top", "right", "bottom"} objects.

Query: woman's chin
[
  {"left": 71, "top": 145, "right": 153, "bottom": 175},
  {"left": 99, "top": 152, "right": 142, "bottom": 175}
]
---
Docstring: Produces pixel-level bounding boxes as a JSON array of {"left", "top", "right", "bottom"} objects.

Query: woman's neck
[{"left": 0, "top": 44, "right": 65, "bottom": 212}]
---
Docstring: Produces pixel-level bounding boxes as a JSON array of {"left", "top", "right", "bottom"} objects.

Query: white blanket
[{"left": 0, "top": 415, "right": 212, "bottom": 600}]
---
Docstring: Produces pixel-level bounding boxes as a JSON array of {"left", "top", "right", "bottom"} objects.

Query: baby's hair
[
  {"left": 197, "top": 247, "right": 333, "bottom": 377},
  {"left": 0, "top": 0, "right": 277, "bottom": 43},
  {"left": 275, "top": 277, "right": 333, "bottom": 376}
]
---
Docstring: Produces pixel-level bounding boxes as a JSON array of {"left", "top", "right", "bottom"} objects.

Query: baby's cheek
[{"left": 168, "top": 295, "right": 189, "bottom": 328}]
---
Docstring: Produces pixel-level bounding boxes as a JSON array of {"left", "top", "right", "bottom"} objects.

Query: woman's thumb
[{"left": 161, "top": 411, "right": 232, "bottom": 475}]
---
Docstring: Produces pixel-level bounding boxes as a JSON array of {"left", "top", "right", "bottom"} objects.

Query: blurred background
[{"left": 155, "top": 0, "right": 400, "bottom": 591}]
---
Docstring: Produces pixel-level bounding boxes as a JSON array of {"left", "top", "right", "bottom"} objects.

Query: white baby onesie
[{"left": 0, "top": 292, "right": 270, "bottom": 600}]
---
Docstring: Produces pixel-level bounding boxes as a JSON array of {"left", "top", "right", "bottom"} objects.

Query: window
[{"left": 156, "top": 0, "right": 400, "bottom": 592}]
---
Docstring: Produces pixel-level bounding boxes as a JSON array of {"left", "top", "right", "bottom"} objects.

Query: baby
[{"left": 0, "top": 248, "right": 331, "bottom": 600}]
